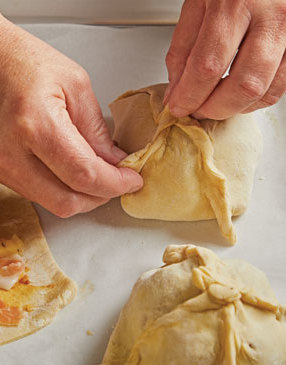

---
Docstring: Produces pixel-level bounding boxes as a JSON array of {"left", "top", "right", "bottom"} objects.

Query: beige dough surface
[
  {"left": 102, "top": 244, "right": 286, "bottom": 365},
  {"left": 0, "top": 185, "right": 77, "bottom": 345},
  {"left": 110, "top": 84, "right": 262, "bottom": 244}
]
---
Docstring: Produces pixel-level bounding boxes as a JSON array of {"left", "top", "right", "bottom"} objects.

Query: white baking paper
[
  {"left": 1, "top": 0, "right": 183, "bottom": 25},
  {"left": 1, "top": 24, "right": 286, "bottom": 365}
]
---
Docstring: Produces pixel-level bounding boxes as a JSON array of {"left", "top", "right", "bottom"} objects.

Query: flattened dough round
[{"left": 0, "top": 185, "right": 77, "bottom": 345}]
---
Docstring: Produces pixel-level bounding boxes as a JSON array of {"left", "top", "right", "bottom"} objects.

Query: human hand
[
  {"left": 0, "top": 16, "right": 143, "bottom": 217},
  {"left": 164, "top": 0, "right": 286, "bottom": 119}
]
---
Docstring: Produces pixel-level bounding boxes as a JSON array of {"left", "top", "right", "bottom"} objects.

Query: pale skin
[
  {"left": 0, "top": 15, "right": 143, "bottom": 217},
  {"left": 0, "top": 0, "right": 285, "bottom": 217},
  {"left": 165, "top": 0, "right": 286, "bottom": 119}
]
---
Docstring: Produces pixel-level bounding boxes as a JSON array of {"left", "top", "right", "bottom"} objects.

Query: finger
[
  {"left": 64, "top": 70, "right": 127, "bottom": 165},
  {"left": 0, "top": 152, "right": 109, "bottom": 218},
  {"left": 242, "top": 52, "right": 286, "bottom": 113},
  {"left": 25, "top": 107, "right": 143, "bottom": 199},
  {"left": 164, "top": 0, "right": 205, "bottom": 104},
  {"left": 169, "top": 1, "right": 250, "bottom": 117},
  {"left": 193, "top": 20, "right": 286, "bottom": 120}
]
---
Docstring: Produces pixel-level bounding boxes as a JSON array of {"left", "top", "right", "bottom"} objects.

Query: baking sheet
[{"left": 1, "top": 24, "right": 286, "bottom": 364}]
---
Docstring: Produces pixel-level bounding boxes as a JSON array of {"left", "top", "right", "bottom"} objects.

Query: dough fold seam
[{"left": 120, "top": 105, "right": 236, "bottom": 243}]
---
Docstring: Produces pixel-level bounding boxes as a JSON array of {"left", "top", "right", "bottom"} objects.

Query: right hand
[
  {"left": 0, "top": 16, "right": 143, "bottom": 217},
  {"left": 165, "top": 0, "right": 286, "bottom": 120}
]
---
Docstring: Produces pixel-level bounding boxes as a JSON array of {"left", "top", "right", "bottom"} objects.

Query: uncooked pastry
[
  {"left": 110, "top": 84, "right": 262, "bottom": 244},
  {"left": 102, "top": 244, "right": 286, "bottom": 365},
  {"left": 0, "top": 185, "right": 77, "bottom": 345}
]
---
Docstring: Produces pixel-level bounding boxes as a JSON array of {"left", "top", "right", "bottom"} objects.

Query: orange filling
[
  {"left": 0, "top": 300, "right": 22, "bottom": 326},
  {"left": 0, "top": 281, "right": 55, "bottom": 327},
  {"left": 0, "top": 237, "right": 54, "bottom": 327}
]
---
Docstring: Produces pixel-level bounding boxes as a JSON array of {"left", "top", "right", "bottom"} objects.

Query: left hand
[
  {"left": 0, "top": 16, "right": 143, "bottom": 217},
  {"left": 164, "top": 0, "right": 286, "bottom": 120}
]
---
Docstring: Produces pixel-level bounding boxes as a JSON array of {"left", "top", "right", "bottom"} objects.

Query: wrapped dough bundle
[
  {"left": 102, "top": 244, "right": 286, "bottom": 365},
  {"left": 110, "top": 84, "right": 262, "bottom": 244}
]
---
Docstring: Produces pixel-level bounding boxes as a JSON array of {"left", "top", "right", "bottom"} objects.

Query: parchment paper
[
  {"left": 1, "top": 24, "right": 285, "bottom": 365},
  {"left": 0, "top": 0, "right": 183, "bottom": 25}
]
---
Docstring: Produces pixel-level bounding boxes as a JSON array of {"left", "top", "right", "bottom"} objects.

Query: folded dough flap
[
  {"left": 163, "top": 244, "right": 279, "bottom": 310},
  {"left": 111, "top": 83, "right": 262, "bottom": 245},
  {"left": 110, "top": 84, "right": 167, "bottom": 154},
  {"left": 102, "top": 245, "right": 286, "bottom": 365}
]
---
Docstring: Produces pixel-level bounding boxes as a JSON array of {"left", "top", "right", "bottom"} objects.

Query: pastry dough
[
  {"left": 102, "top": 244, "right": 286, "bottom": 365},
  {"left": 0, "top": 185, "right": 77, "bottom": 344},
  {"left": 111, "top": 84, "right": 262, "bottom": 244}
]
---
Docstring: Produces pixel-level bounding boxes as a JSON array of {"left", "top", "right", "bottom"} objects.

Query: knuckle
[
  {"left": 237, "top": 77, "right": 266, "bottom": 101},
  {"left": 53, "top": 194, "right": 80, "bottom": 218},
  {"left": 73, "top": 66, "right": 90, "bottom": 88},
  {"left": 165, "top": 49, "right": 185, "bottom": 79},
  {"left": 165, "top": 50, "right": 178, "bottom": 68},
  {"left": 259, "top": 93, "right": 282, "bottom": 107},
  {"left": 9, "top": 95, "right": 40, "bottom": 141},
  {"left": 14, "top": 116, "right": 37, "bottom": 141},
  {"left": 12, "top": 94, "right": 35, "bottom": 118},
  {"left": 71, "top": 165, "right": 97, "bottom": 191},
  {"left": 92, "top": 117, "right": 109, "bottom": 139},
  {"left": 191, "top": 55, "right": 225, "bottom": 81}
]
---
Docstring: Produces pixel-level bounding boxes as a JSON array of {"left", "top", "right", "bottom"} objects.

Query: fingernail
[
  {"left": 170, "top": 106, "right": 189, "bottom": 118},
  {"left": 111, "top": 145, "right": 127, "bottom": 161}
]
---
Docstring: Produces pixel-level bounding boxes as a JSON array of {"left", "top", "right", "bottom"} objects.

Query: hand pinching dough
[
  {"left": 102, "top": 244, "right": 286, "bottom": 365},
  {"left": 110, "top": 84, "right": 262, "bottom": 244}
]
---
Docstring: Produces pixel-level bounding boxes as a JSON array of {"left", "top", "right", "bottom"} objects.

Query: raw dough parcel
[
  {"left": 111, "top": 84, "right": 262, "bottom": 244},
  {"left": 102, "top": 244, "right": 286, "bottom": 365}
]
